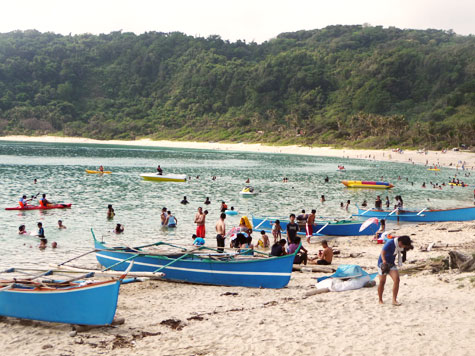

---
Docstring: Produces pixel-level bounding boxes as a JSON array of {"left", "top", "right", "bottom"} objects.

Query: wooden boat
[
  {"left": 354, "top": 206, "right": 475, "bottom": 222},
  {"left": 342, "top": 180, "right": 394, "bottom": 189},
  {"left": 5, "top": 204, "right": 72, "bottom": 211},
  {"left": 252, "top": 216, "right": 380, "bottom": 236},
  {"left": 0, "top": 269, "right": 126, "bottom": 325},
  {"left": 86, "top": 169, "right": 112, "bottom": 174},
  {"left": 140, "top": 173, "right": 187, "bottom": 182},
  {"left": 92, "top": 231, "right": 296, "bottom": 289}
]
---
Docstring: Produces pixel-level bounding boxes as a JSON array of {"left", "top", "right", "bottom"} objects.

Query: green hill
[{"left": 0, "top": 25, "right": 474, "bottom": 148}]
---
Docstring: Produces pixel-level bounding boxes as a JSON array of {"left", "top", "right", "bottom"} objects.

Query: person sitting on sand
[
  {"left": 114, "top": 224, "right": 124, "bottom": 234},
  {"left": 192, "top": 234, "right": 205, "bottom": 246},
  {"left": 272, "top": 220, "right": 282, "bottom": 244},
  {"left": 57, "top": 220, "right": 66, "bottom": 229},
  {"left": 18, "top": 225, "right": 27, "bottom": 235},
  {"left": 240, "top": 235, "right": 254, "bottom": 255},
  {"left": 270, "top": 239, "right": 287, "bottom": 257},
  {"left": 288, "top": 237, "right": 308, "bottom": 265},
  {"left": 181, "top": 196, "right": 189, "bottom": 205},
  {"left": 107, "top": 204, "right": 115, "bottom": 219},
  {"left": 374, "top": 219, "right": 385, "bottom": 242},
  {"left": 310, "top": 240, "right": 333, "bottom": 265},
  {"left": 378, "top": 235, "right": 414, "bottom": 306},
  {"left": 257, "top": 230, "right": 270, "bottom": 248}
]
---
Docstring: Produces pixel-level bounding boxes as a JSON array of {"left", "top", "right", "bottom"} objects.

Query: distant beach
[{"left": 1, "top": 135, "right": 474, "bottom": 170}]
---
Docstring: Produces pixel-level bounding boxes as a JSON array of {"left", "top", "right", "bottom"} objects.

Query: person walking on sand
[
  {"left": 195, "top": 207, "right": 206, "bottom": 238},
  {"left": 306, "top": 209, "right": 316, "bottom": 243},
  {"left": 215, "top": 213, "right": 226, "bottom": 252},
  {"left": 378, "top": 235, "right": 413, "bottom": 306}
]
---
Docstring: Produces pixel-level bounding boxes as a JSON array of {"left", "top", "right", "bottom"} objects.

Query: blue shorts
[{"left": 377, "top": 265, "right": 398, "bottom": 275}]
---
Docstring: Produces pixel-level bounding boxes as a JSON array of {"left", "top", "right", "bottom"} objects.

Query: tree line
[{"left": 0, "top": 25, "right": 474, "bottom": 148}]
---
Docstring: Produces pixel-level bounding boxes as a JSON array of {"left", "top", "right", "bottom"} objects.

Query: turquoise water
[{"left": 0, "top": 140, "right": 473, "bottom": 269}]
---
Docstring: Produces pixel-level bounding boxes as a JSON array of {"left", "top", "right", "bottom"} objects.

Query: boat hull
[
  {"left": 252, "top": 217, "right": 379, "bottom": 236},
  {"left": 355, "top": 206, "right": 475, "bottom": 222},
  {"left": 0, "top": 280, "right": 120, "bottom": 325},
  {"left": 140, "top": 173, "right": 187, "bottom": 182},
  {"left": 86, "top": 169, "right": 112, "bottom": 174},
  {"left": 342, "top": 180, "right": 393, "bottom": 189},
  {"left": 94, "top": 240, "right": 294, "bottom": 289},
  {"left": 5, "top": 204, "right": 72, "bottom": 211}
]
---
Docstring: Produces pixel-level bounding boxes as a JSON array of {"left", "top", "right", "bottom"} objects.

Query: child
[
  {"left": 257, "top": 230, "right": 270, "bottom": 248},
  {"left": 192, "top": 234, "right": 205, "bottom": 246},
  {"left": 18, "top": 225, "right": 27, "bottom": 235},
  {"left": 57, "top": 220, "right": 66, "bottom": 229},
  {"left": 272, "top": 220, "right": 282, "bottom": 244}
]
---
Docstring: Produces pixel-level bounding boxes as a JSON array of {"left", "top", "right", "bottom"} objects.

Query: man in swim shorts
[
  {"left": 378, "top": 235, "right": 413, "bottom": 306},
  {"left": 194, "top": 207, "right": 206, "bottom": 238},
  {"left": 215, "top": 213, "right": 226, "bottom": 252}
]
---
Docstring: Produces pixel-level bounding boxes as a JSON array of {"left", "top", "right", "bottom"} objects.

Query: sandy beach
[
  {"left": 1, "top": 135, "right": 474, "bottom": 170},
  {"left": 1, "top": 135, "right": 474, "bottom": 355},
  {"left": 0, "top": 221, "right": 474, "bottom": 356}
]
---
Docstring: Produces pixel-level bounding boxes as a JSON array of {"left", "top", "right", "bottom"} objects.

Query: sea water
[{"left": 0, "top": 141, "right": 473, "bottom": 269}]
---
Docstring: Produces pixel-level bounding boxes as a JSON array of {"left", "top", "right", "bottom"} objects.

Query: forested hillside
[{"left": 0, "top": 25, "right": 474, "bottom": 148}]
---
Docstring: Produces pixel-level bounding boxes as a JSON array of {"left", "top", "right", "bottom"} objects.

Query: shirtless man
[
  {"left": 306, "top": 209, "right": 316, "bottom": 243},
  {"left": 194, "top": 207, "right": 206, "bottom": 238},
  {"left": 215, "top": 213, "right": 226, "bottom": 252}
]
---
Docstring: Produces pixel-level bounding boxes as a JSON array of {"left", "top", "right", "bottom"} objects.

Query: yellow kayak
[
  {"left": 427, "top": 168, "right": 440, "bottom": 171},
  {"left": 85, "top": 169, "right": 112, "bottom": 174}
]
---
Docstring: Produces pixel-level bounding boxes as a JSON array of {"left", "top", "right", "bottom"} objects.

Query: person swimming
[{"left": 18, "top": 225, "right": 27, "bottom": 234}]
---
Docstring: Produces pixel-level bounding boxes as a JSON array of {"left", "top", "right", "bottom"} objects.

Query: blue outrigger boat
[
  {"left": 0, "top": 269, "right": 126, "bottom": 325},
  {"left": 354, "top": 206, "right": 475, "bottom": 222},
  {"left": 251, "top": 216, "right": 380, "bottom": 236},
  {"left": 93, "top": 231, "right": 297, "bottom": 289}
]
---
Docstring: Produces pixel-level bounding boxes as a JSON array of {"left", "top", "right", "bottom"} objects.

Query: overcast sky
[{"left": 1, "top": 0, "right": 473, "bottom": 42}]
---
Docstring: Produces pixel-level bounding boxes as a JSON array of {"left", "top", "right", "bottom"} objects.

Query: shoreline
[{"left": 1, "top": 135, "right": 474, "bottom": 169}]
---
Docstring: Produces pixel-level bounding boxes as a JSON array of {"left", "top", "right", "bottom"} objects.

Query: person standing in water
[
  {"left": 107, "top": 204, "right": 115, "bottom": 219},
  {"left": 195, "top": 207, "right": 206, "bottom": 238},
  {"left": 306, "top": 209, "right": 316, "bottom": 243},
  {"left": 166, "top": 211, "right": 177, "bottom": 227},
  {"left": 215, "top": 213, "right": 226, "bottom": 252},
  {"left": 157, "top": 165, "right": 163, "bottom": 175}
]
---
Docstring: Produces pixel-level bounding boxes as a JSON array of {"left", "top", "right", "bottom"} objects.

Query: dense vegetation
[{"left": 0, "top": 25, "right": 474, "bottom": 148}]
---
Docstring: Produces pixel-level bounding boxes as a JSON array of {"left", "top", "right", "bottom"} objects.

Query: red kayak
[{"left": 5, "top": 204, "right": 72, "bottom": 211}]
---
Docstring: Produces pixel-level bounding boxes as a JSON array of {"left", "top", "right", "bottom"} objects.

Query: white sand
[
  {"left": 0, "top": 221, "right": 474, "bottom": 356},
  {"left": 1, "top": 135, "right": 474, "bottom": 169}
]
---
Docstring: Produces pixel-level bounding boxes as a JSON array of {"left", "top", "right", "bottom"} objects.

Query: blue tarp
[{"left": 317, "top": 264, "right": 376, "bottom": 282}]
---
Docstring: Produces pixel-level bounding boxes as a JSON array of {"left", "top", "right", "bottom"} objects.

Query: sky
[{"left": 0, "top": 0, "right": 473, "bottom": 42}]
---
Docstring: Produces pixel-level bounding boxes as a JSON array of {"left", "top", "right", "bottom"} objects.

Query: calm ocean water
[{"left": 0, "top": 141, "right": 473, "bottom": 269}]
